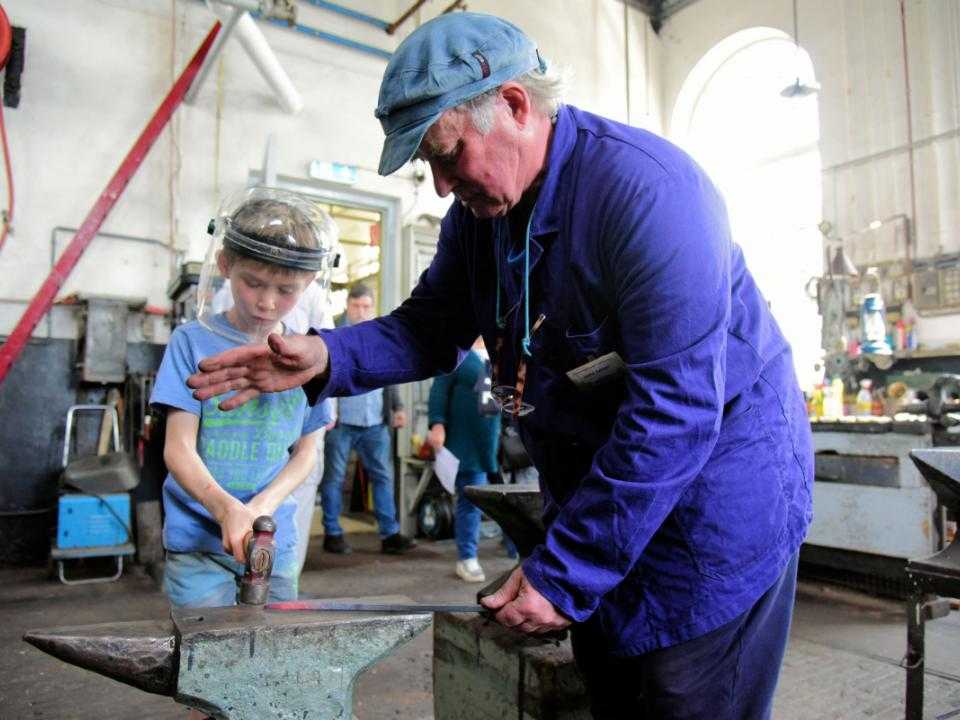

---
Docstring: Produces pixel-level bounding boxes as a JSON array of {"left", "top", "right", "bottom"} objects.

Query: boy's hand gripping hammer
[{"left": 239, "top": 515, "right": 276, "bottom": 605}]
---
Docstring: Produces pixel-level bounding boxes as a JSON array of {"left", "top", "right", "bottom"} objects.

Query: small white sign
[{"left": 308, "top": 160, "right": 358, "bottom": 185}]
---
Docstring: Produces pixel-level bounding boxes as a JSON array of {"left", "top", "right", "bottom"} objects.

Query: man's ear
[
  {"left": 499, "top": 82, "right": 532, "bottom": 128},
  {"left": 216, "top": 250, "right": 231, "bottom": 278}
]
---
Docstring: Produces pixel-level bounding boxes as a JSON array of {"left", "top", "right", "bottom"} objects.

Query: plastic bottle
[
  {"left": 824, "top": 378, "right": 845, "bottom": 418},
  {"left": 808, "top": 384, "right": 824, "bottom": 419},
  {"left": 907, "top": 322, "right": 918, "bottom": 350},
  {"left": 895, "top": 319, "right": 906, "bottom": 351},
  {"left": 856, "top": 379, "right": 873, "bottom": 417},
  {"left": 860, "top": 293, "right": 892, "bottom": 355}
]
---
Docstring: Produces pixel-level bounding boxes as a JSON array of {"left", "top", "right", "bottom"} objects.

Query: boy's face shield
[{"left": 195, "top": 187, "right": 338, "bottom": 346}]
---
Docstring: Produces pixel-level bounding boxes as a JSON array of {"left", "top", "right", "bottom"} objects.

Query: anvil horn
[
  {"left": 23, "top": 619, "right": 177, "bottom": 696},
  {"left": 463, "top": 483, "right": 544, "bottom": 558}
]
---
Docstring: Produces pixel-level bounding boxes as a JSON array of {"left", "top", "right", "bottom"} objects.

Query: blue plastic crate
[{"left": 56, "top": 493, "right": 131, "bottom": 549}]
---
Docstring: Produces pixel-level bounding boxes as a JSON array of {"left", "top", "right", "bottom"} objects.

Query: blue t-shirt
[{"left": 150, "top": 314, "right": 332, "bottom": 557}]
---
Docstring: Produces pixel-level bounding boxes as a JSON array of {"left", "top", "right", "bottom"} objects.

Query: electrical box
[
  {"left": 56, "top": 493, "right": 131, "bottom": 549},
  {"left": 912, "top": 256, "right": 960, "bottom": 313},
  {"left": 79, "top": 297, "right": 129, "bottom": 383}
]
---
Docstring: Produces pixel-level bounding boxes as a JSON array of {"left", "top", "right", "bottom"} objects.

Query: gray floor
[{"left": 1, "top": 533, "right": 958, "bottom": 719}]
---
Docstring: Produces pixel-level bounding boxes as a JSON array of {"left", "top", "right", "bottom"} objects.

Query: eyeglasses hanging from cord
[{"left": 781, "top": 0, "right": 821, "bottom": 98}]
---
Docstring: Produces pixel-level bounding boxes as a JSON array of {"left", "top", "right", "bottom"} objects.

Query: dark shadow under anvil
[{"left": 23, "top": 595, "right": 430, "bottom": 719}]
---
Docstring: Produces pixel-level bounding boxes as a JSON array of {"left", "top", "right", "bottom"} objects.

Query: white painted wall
[
  {"left": 659, "top": 0, "right": 960, "bottom": 350},
  {"left": 0, "top": 0, "right": 657, "bottom": 339}
]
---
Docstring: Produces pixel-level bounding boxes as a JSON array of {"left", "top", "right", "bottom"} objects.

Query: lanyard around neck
[{"left": 495, "top": 207, "right": 536, "bottom": 357}]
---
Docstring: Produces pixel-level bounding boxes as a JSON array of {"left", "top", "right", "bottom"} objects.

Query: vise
[
  {"left": 24, "top": 516, "right": 431, "bottom": 719},
  {"left": 904, "top": 448, "right": 960, "bottom": 720}
]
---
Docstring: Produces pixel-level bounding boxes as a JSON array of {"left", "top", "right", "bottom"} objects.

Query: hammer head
[{"left": 239, "top": 515, "right": 276, "bottom": 606}]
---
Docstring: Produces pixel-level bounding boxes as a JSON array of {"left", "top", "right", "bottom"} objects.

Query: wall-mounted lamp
[{"left": 781, "top": 0, "right": 820, "bottom": 98}]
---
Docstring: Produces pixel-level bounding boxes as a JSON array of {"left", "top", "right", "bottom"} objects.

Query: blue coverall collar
[{"left": 527, "top": 104, "right": 578, "bottom": 239}]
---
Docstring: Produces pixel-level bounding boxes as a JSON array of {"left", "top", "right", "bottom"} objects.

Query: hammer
[{"left": 239, "top": 515, "right": 276, "bottom": 606}]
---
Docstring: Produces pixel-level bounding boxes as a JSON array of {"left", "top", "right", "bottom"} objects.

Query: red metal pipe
[{"left": 0, "top": 21, "right": 221, "bottom": 385}]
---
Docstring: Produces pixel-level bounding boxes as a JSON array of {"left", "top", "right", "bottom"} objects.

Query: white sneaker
[{"left": 456, "top": 558, "right": 486, "bottom": 583}]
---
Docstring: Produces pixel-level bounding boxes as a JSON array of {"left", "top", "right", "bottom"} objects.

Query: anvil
[{"left": 23, "top": 595, "right": 431, "bottom": 719}]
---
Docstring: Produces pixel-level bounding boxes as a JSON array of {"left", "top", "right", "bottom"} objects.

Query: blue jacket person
[{"left": 188, "top": 13, "right": 813, "bottom": 719}]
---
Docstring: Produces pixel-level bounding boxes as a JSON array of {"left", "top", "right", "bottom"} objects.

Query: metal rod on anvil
[{"left": 267, "top": 600, "right": 485, "bottom": 613}]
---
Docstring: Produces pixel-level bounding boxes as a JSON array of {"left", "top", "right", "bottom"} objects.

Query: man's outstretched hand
[{"left": 187, "top": 333, "right": 329, "bottom": 411}]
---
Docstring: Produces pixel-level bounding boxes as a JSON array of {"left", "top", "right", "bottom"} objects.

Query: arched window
[{"left": 671, "top": 28, "right": 823, "bottom": 389}]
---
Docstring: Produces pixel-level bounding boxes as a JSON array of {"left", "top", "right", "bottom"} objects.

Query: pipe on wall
[
  {"left": 48, "top": 226, "right": 176, "bottom": 339},
  {"left": 186, "top": 4, "right": 246, "bottom": 104},
  {"left": 263, "top": 16, "right": 392, "bottom": 60},
  {"left": 302, "top": 0, "right": 390, "bottom": 31},
  {"left": 208, "top": 2, "right": 304, "bottom": 113}
]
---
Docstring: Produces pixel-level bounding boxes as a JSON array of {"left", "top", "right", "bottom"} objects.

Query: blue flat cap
[{"left": 375, "top": 12, "right": 546, "bottom": 176}]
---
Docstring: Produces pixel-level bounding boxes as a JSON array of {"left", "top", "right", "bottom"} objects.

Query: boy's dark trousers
[{"left": 571, "top": 552, "right": 799, "bottom": 720}]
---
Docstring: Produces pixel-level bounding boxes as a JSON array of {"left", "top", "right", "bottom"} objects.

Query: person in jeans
[
  {"left": 319, "top": 283, "right": 414, "bottom": 555},
  {"left": 427, "top": 336, "right": 500, "bottom": 582}
]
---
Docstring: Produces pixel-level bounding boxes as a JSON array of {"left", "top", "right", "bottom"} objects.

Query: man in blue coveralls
[{"left": 188, "top": 12, "right": 813, "bottom": 719}]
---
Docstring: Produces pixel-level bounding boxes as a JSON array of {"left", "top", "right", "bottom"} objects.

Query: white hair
[{"left": 454, "top": 64, "right": 571, "bottom": 134}]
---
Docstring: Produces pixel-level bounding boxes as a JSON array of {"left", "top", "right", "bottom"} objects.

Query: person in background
[
  {"left": 427, "top": 336, "right": 500, "bottom": 582},
  {"left": 212, "top": 276, "right": 335, "bottom": 575},
  {"left": 187, "top": 13, "right": 813, "bottom": 719},
  {"left": 319, "top": 283, "right": 415, "bottom": 555}
]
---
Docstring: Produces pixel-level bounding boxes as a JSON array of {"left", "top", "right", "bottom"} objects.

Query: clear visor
[{"left": 195, "top": 187, "right": 338, "bottom": 345}]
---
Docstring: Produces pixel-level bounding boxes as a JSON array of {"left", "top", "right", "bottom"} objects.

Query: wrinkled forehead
[{"left": 416, "top": 110, "right": 467, "bottom": 159}]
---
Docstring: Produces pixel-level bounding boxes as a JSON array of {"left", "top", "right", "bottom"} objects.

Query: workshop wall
[
  {"left": 0, "top": 0, "right": 658, "bottom": 339},
  {"left": 659, "top": 0, "right": 960, "bottom": 348}
]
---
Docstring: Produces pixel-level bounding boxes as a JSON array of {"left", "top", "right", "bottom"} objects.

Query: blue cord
[
  {"left": 521, "top": 209, "right": 535, "bottom": 357},
  {"left": 494, "top": 209, "right": 536, "bottom": 354}
]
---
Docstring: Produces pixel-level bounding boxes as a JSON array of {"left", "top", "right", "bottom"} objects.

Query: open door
[{"left": 396, "top": 223, "right": 440, "bottom": 534}]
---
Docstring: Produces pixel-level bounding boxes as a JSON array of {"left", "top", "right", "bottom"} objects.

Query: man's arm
[
  {"left": 315, "top": 215, "right": 477, "bottom": 400},
  {"left": 489, "top": 170, "right": 733, "bottom": 627},
  {"left": 163, "top": 409, "right": 259, "bottom": 563}
]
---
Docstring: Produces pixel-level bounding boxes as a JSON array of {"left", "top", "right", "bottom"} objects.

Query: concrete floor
[{"left": 1, "top": 529, "right": 958, "bottom": 719}]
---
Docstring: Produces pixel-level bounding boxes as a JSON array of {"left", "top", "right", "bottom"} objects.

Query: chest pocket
[{"left": 564, "top": 314, "right": 619, "bottom": 368}]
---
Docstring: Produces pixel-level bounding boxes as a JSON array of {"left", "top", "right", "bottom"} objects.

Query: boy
[{"left": 151, "top": 187, "right": 335, "bottom": 609}]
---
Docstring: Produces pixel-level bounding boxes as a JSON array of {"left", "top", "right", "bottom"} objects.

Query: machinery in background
[
  {"left": 167, "top": 260, "right": 205, "bottom": 329},
  {"left": 904, "top": 448, "right": 960, "bottom": 720},
  {"left": 804, "top": 375, "right": 960, "bottom": 596},
  {"left": 806, "top": 215, "right": 960, "bottom": 595},
  {"left": 51, "top": 404, "right": 137, "bottom": 584}
]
